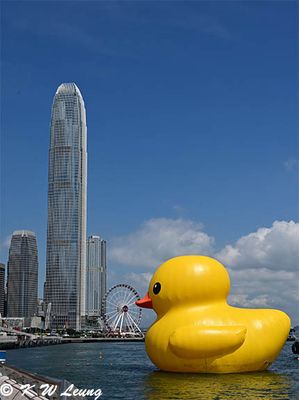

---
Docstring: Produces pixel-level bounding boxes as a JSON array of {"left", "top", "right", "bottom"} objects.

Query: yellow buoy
[{"left": 136, "top": 255, "right": 290, "bottom": 373}]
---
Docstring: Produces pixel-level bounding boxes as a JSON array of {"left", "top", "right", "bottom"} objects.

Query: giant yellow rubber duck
[{"left": 136, "top": 255, "right": 290, "bottom": 373}]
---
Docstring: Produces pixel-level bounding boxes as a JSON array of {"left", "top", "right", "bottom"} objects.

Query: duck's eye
[{"left": 153, "top": 282, "right": 161, "bottom": 295}]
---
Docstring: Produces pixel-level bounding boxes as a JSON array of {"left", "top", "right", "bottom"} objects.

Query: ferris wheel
[{"left": 101, "top": 284, "right": 143, "bottom": 337}]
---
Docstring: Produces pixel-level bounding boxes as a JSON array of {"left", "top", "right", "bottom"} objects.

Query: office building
[
  {"left": 45, "top": 83, "right": 87, "bottom": 330},
  {"left": 86, "top": 236, "right": 107, "bottom": 317},
  {"left": 7, "top": 231, "right": 38, "bottom": 322}
]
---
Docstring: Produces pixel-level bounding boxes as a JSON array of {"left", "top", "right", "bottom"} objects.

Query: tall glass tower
[
  {"left": 7, "top": 231, "right": 38, "bottom": 323},
  {"left": 45, "top": 83, "right": 87, "bottom": 331},
  {"left": 86, "top": 236, "right": 107, "bottom": 317}
]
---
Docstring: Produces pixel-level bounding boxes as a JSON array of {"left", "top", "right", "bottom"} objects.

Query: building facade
[
  {"left": 86, "top": 236, "right": 107, "bottom": 317},
  {"left": 45, "top": 83, "right": 87, "bottom": 331},
  {"left": 7, "top": 231, "right": 38, "bottom": 322},
  {"left": 0, "top": 263, "right": 5, "bottom": 316}
]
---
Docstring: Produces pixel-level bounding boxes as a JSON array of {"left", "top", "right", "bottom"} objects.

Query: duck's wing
[{"left": 169, "top": 325, "right": 247, "bottom": 359}]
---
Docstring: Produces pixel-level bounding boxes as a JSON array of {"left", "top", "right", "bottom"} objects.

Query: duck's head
[{"left": 136, "top": 255, "right": 230, "bottom": 316}]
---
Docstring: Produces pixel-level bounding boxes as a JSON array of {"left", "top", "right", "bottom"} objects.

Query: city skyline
[
  {"left": 1, "top": 1, "right": 298, "bottom": 323},
  {"left": 44, "top": 83, "right": 87, "bottom": 331}
]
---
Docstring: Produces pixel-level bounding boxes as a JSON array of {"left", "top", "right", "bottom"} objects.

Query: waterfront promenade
[
  {"left": 61, "top": 336, "right": 144, "bottom": 344},
  {"left": 0, "top": 330, "right": 62, "bottom": 350},
  {"left": 0, "top": 332, "right": 144, "bottom": 350}
]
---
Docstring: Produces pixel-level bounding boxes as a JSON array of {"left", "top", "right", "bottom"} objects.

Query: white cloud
[
  {"left": 108, "top": 270, "right": 152, "bottom": 296},
  {"left": 216, "top": 220, "right": 299, "bottom": 271},
  {"left": 109, "top": 219, "right": 299, "bottom": 323},
  {"left": 217, "top": 221, "right": 299, "bottom": 320},
  {"left": 229, "top": 294, "right": 271, "bottom": 308},
  {"left": 124, "top": 272, "right": 152, "bottom": 292},
  {"left": 217, "top": 221, "right": 299, "bottom": 318},
  {"left": 110, "top": 218, "right": 214, "bottom": 269},
  {"left": 228, "top": 268, "right": 299, "bottom": 311}
]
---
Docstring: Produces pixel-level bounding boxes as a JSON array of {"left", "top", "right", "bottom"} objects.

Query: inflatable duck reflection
[
  {"left": 136, "top": 256, "right": 290, "bottom": 373},
  {"left": 145, "top": 370, "right": 290, "bottom": 400}
]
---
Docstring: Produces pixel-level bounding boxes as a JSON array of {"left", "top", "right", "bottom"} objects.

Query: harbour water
[{"left": 6, "top": 341, "right": 298, "bottom": 399}]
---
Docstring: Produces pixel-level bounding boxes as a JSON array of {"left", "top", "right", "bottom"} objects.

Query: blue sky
[{"left": 1, "top": 1, "right": 298, "bottom": 322}]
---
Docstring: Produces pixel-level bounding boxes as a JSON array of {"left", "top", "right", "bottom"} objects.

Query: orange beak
[{"left": 136, "top": 292, "right": 153, "bottom": 309}]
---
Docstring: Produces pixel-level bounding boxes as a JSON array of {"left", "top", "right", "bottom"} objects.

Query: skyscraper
[
  {"left": 0, "top": 263, "right": 5, "bottom": 316},
  {"left": 45, "top": 83, "right": 87, "bottom": 331},
  {"left": 7, "top": 231, "right": 38, "bottom": 323},
  {"left": 86, "top": 236, "right": 107, "bottom": 317}
]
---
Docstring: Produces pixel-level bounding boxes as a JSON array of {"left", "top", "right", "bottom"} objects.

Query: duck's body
[
  {"left": 137, "top": 256, "right": 290, "bottom": 373},
  {"left": 146, "top": 303, "right": 289, "bottom": 373}
]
